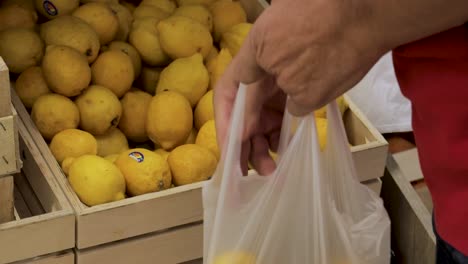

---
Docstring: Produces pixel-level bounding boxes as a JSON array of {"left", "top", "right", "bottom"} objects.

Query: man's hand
[{"left": 214, "top": 0, "right": 468, "bottom": 175}]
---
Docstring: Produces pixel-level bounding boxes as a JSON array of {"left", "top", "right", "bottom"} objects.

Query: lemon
[
  {"left": 137, "top": 66, "right": 162, "bottom": 95},
  {"left": 158, "top": 15, "right": 213, "bottom": 59},
  {"left": 154, "top": 148, "right": 170, "bottom": 161},
  {"left": 156, "top": 53, "right": 209, "bottom": 107},
  {"left": 185, "top": 128, "right": 198, "bottom": 144},
  {"left": 15, "top": 66, "right": 50, "bottom": 109},
  {"left": 50, "top": 129, "right": 98, "bottom": 164},
  {"left": 220, "top": 23, "right": 252, "bottom": 56},
  {"left": 91, "top": 50, "right": 135, "bottom": 98},
  {"left": 40, "top": 15, "right": 100, "bottom": 63},
  {"left": 140, "top": 0, "right": 176, "bottom": 14},
  {"left": 210, "top": 0, "right": 247, "bottom": 41},
  {"left": 109, "top": 2, "right": 133, "bottom": 41},
  {"left": 208, "top": 48, "right": 232, "bottom": 90},
  {"left": 194, "top": 90, "right": 214, "bottom": 129},
  {"left": 94, "top": 128, "right": 129, "bottom": 157},
  {"left": 0, "top": 28, "right": 44, "bottom": 74},
  {"left": 42, "top": 45, "right": 91, "bottom": 97},
  {"left": 0, "top": 4, "right": 38, "bottom": 32},
  {"left": 213, "top": 251, "right": 257, "bottom": 264},
  {"left": 119, "top": 89, "right": 152, "bottom": 142},
  {"left": 168, "top": 144, "right": 217, "bottom": 186},
  {"left": 316, "top": 117, "right": 327, "bottom": 151},
  {"left": 132, "top": 4, "right": 170, "bottom": 20},
  {"left": 75, "top": 85, "right": 123, "bottom": 135},
  {"left": 173, "top": 5, "right": 213, "bottom": 31},
  {"left": 68, "top": 155, "right": 126, "bottom": 206},
  {"left": 115, "top": 148, "right": 172, "bottom": 196},
  {"left": 107, "top": 41, "right": 142, "bottom": 79},
  {"left": 34, "top": 0, "right": 79, "bottom": 19},
  {"left": 129, "top": 17, "right": 170, "bottom": 66},
  {"left": 72, "top": 2, "right": 119, "bottom": 45},
  {"left": 31, "top": 93, "right": 80, "bottom": 140},
  {"left": 314, "top": 96, "right": 348, "bottom": 118},
  {"left": 61, "top": 156, "right": 74, "bottom": 175},
  {"left": 195, "top": 120, "right": 219, "bottom": 160},
  {"left": 146, "top": 91, "right": 193, "bottom": 150}
]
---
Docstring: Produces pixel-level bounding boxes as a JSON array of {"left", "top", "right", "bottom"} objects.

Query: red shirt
[{"left": 393, "top": 25, "right": 468, "bottom": 255}]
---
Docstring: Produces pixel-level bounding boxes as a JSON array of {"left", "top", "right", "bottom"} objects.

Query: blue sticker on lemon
[
  {"left": 128, "top": 152, "right": 144, "bottom": 163},
  {"left": 43, "top": 0, "right": 58, "bottom": 16}
]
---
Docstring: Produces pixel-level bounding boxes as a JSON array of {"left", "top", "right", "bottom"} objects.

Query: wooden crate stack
[
  {"left": 0, "top": 58, "right": 75, "bottom": 264},
  {"left": 0, "top": 57, "right": 21, "bottom": 226}
]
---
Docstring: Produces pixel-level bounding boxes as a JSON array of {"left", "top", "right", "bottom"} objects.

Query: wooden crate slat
[
  {"left": 0, "top": 176, "right": 14, "bottom": 224},
  {"left": 0, "top": 57, "right": 11, "bottom": 118},
  {"left": 11, "top": 250, "right": 74, "bottom": 264},
  {"left": 76, "top": 224, "right": 203, "bottom": 264},
  {"left": 0, "top": 114, "right": 20, "bottom": 177}
]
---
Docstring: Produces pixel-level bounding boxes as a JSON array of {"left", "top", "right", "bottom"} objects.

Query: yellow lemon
[
  {"left": 115, "top": 148, "right": 172, "bottom": 196},
  {"left": 94, "top": 128, "right": 129, "bottom": 157},
  {"left": 72, "top": 2, "right": 119, "bottom": 45},
  {"left": 75, "top": 85, "right": 123, "bottom": 136},
  {"left": 209, "top": 0, "right": 247, "bottom": 41},
  {"left": 195, "top": 120, "right": 219, "bottom": 160},
  {"left": 207, "top": 48, "right": 232, "bottom": 90},
  {"left": 220, "top": 23, "right": 253, "bottom": 56},
  {"left": 168, "top": 144, "right": 217, "bottom": 186},
  {"left": 49, "top": 128, "right": 98, "bottom": 164},
  {"left": 31, "top": 93, "right": 80, "bottom": 140},
  {"left": 156, "top": 53, "right": 209, "bottom": 107},
  {"left": 119, "top": 89, "right": 152, "bottom": 142},
  {"left": 158, "top": 15, "right": 213, "bottom": 59},
  {"left": 68, "top": 155, "right": 126, "bottom": 206},
  {"left": 213, "top": 251, "right": 257, "bottom": 264},
  {"left": 15, "top": 66, "right": 50, "bottom": 109},
  {"left": 146, "top": 91, "right": 193, "bottom": 150},
  {"left": 107, "top": 41, "right": 142, "bottom": 79},
  {"left": 194, "top": 90, "right": 214, "bottom": 129},
  {"left": 173, "top": 5, "right": 213, "bottom": 31},
  {"left": 129, "top": 17, "right": 170, "bottom": 66},
  {"left": 42, "top": 45, "right": 91, "bottom": 97},
  {"left": 140, "top": 0, "right": 176, "bottom": 14},
  {"left": 314, "top": 96, "right": 348, "bottom": 118},
  {"left": 316, "top": 117, "right": 327, "bottom": 151},
  {"left": 91, "top": 50, "right": 135, "bottom": 98}
]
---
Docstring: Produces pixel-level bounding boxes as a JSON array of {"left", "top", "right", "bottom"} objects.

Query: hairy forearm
[{"left": 365, "top": 0, "right": 468, "bottom": 50}]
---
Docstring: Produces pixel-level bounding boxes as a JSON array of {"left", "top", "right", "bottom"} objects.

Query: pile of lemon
[{"left": 0, "top": 0, "right": 251, "bottom": 206}]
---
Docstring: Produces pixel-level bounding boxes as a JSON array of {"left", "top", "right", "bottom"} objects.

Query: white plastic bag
[
  {"left": 346, "top": 52, "right": 412, "bottom": 133},
  {"left": 203, "top": 84, "right": 391, "bottom": 264}
]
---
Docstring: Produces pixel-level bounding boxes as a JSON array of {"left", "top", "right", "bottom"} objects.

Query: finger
[
  {"left": 268, "top": 130, "right": 281, "bottom": 152},
  {"left": 250, "top": 135, "right": 276, "bottom": 175},
  {"left": 213, "top": 26, "right": 266, "bottom": 151},
  {"left": 240, "top": 140, "right": 251, "bottom": 176}
]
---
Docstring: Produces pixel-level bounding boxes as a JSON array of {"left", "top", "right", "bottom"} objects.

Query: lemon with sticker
[{"left": 115, "top": 148, "right": 172, "bottom": 196}]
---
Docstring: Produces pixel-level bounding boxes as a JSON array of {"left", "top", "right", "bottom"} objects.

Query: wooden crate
[
  {"left": 11, "top": 0, "right": 388, "bottom": 254},
  {"left": 381, "top": 153, "right": 435, "bottom": 264},
  {"left": 0, "top": 57, "right": 21, "bottom": 177},
  {"left": 0, "top": 113, "right": 75, "bottom": 264}
]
